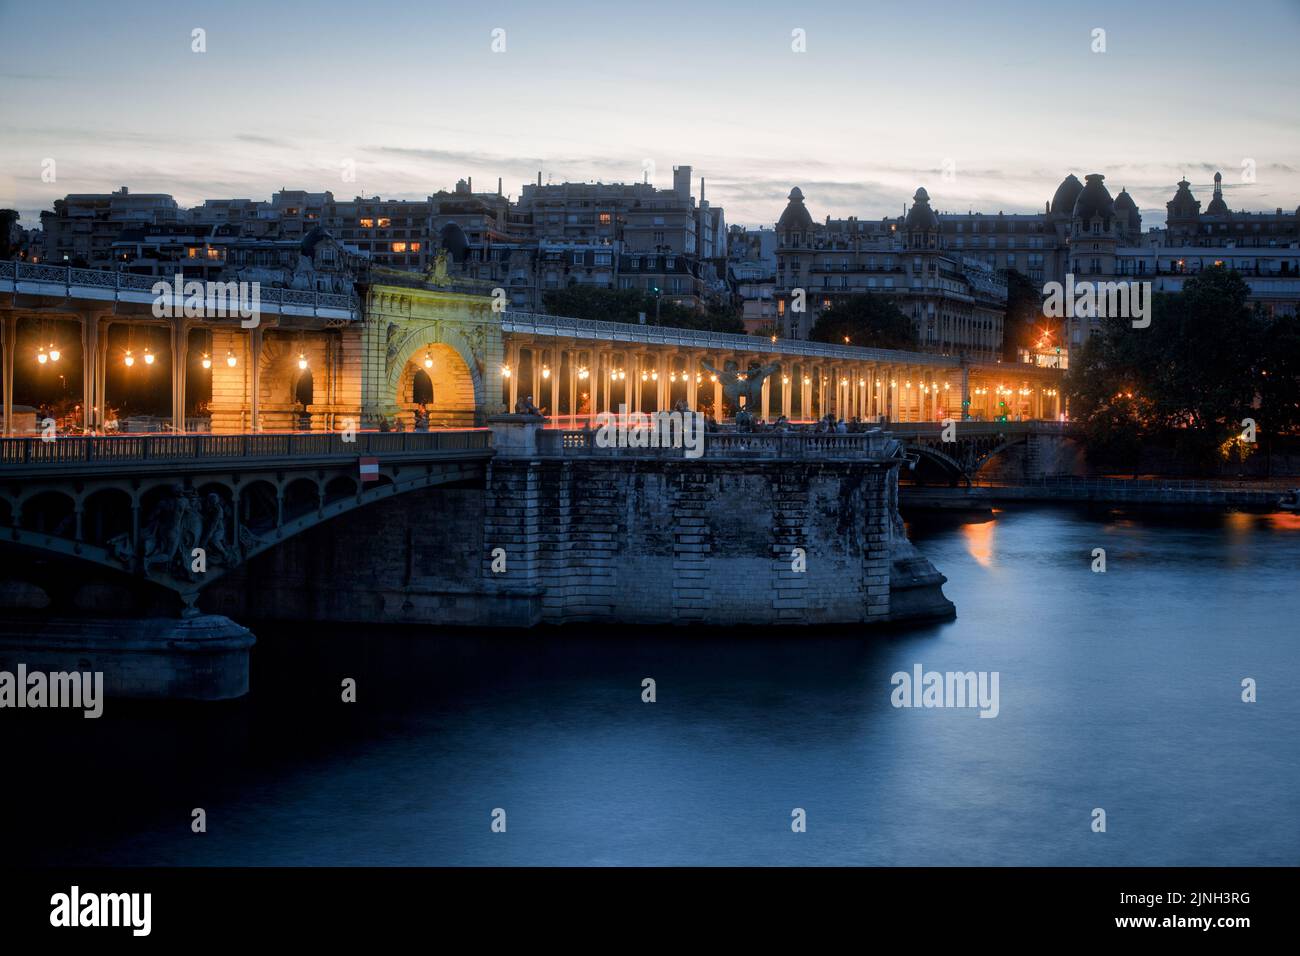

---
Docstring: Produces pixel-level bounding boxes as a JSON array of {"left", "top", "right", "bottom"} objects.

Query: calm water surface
[{"left": 8, "top": 506, "right": 1299, "bottom": 865}]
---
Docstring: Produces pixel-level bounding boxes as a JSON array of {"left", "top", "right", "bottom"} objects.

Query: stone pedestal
[
  {"left": 488, "top": 414, "right": 545, "bottom": 457},
  {"left": 0, "top": 614, "right": 255, "bottom": 700}
]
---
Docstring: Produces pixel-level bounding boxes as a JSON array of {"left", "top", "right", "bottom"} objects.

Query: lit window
[
  {"left": 410, "top": 242, "right": 421, "bottom": 252},
  {"left": 392, "top": 242, "right": 408, "bottom": 253},
  {"left": 599, "top": 213, "right": 612, "bottom": 226},
  {"left": 378, "top": 218, "right": 392, "bottom": 228},
  {"left": 360, "top": 218, "right": 374, "bottom": 228}
]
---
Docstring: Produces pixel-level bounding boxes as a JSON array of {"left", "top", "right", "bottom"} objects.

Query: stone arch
[
  {"left": 411, "top": 368, "right": 434, "bottom": 405},
  {"left": 20, "top": 490, "right": 76, "bottom": 537},
  {"left": 258, "top": 335, "right": 331, "bottom": 432},
  {"left": 82, "top": 487, "right": 133, "bottom": 546},
  {"left": 388, "top": 331, "right": 482, "bottom": 428}
]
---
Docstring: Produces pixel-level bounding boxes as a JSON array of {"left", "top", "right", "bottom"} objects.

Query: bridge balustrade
[
  {"left": 536, "top": 429, "right": 902, "bottom": 461},
  {"left": 0, "top": 430, "right": 492, "bottom": 471}
]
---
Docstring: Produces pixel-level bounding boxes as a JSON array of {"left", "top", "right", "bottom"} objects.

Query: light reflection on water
[{"left": 5, "top": 505, "right": 1298, "bottom": 866}]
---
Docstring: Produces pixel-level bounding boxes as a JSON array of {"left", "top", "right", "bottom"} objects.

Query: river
[{"left": 7, "top": 505, "right": 1298, "bottom": 865}]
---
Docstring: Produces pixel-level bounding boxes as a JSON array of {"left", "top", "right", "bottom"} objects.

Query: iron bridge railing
[
  {"left": 0, "top": 430, "right": 492, "bottom": 469},
  {"left": 1, "top": 260, "right": 359, "bottom": 317}
]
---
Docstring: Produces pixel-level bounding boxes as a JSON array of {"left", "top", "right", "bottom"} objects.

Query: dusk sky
[{"left": 3, "top": 0, "right": 1299, "bottom": 229}]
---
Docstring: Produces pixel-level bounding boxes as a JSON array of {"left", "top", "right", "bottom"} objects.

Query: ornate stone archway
[
  {"left": 394, "top": 342, "right": 476, "bottom": 428},
  {"left": 363, "top": 281, "right": 505, "bottom": 427}
]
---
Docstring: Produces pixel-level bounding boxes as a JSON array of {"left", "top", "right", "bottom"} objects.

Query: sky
[{"left": 2, "top": 0, "right": 1299, "bottom": 230}]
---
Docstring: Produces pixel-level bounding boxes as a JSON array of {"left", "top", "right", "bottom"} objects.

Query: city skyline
[{"left": 3, "top": 0, "right": 1300, "bottom": 229}]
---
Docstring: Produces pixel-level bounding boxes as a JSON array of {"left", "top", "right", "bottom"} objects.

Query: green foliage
[
  {"left": 1064, "top": 267, "right": 1295, "bottom": 468},
  {"left": 541, "top": 284, "right": 743, "bottom": 333},
  {"left": 808, "top": 294, "right": 917, "bottom": 350},
  {"left": 1000, "top": 268, "right": 1047, "bottom": 362}
]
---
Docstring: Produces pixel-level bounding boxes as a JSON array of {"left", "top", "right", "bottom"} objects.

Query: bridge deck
[{"left": 0, "top": 430, "right": 493, "bottom": 477}]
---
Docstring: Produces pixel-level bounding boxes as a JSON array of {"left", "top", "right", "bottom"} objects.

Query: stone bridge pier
[{"left": 203, "top": 419, "right": 956, "bottom": 633}]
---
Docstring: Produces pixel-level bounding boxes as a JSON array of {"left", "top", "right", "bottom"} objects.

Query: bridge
[
  {"left": 1, "top": 259, "right": 1065, "bottom": 440},
  {"left": 0, "top": 430, "right": 491, "bottom": 612},
  {"left": 885, "top": 421, "right": 1078, "bottom": 483}
]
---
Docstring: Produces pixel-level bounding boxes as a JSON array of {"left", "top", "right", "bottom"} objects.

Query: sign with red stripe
[{"left": 359, "top": 457, "right": 379, "bottom": 482}]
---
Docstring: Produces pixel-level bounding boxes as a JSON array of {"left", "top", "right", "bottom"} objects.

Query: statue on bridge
[
  {"left": 140, "top": 486, "right": 239, "bottom": 580},
  {"left": 699, "top": 359, "right": 780, "bottom": 418}
]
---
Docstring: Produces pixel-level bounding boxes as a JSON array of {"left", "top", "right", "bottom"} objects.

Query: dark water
[{"left": 7, "top": 506, "right": 1299, "bottom": 866}]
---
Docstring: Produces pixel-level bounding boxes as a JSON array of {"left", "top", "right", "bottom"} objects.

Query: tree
[
  {"left": 0, "top": 210, "right": 18, "bottom": 260},
  {"left": 1000, "top": 268, "right": 1048, "bottom": 362},
  {"left": 1257, "top": 307, "right": 1300, "bottom": 437},
  {"left": 541, "top": 284, "right": 743, "bottom": 333},
  {"left": 1065, "top": 266, "right": 1269, "bottom": 468},
  {"left": 808, "top": 294, "right": 917, "bottom": 350}
]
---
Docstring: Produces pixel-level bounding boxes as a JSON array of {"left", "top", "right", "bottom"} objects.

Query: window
[
  {"left": 594, "top": 252, "right": 611, "bottom": 266},
  {"left": 410, "top": 242, "right": 421, "bottom": 252},
  {"left": 359, "top": 218, "right": 374, "bottom": 228},
  {"left": 599, "top": 213, "right": 611, "bottom": 226},
  {"left": 572, "top": 252, "right": 584, "bottom": 265},
  {"left": 378, "top": 218, "right": 392, "bottom": 228},
  {"left": 392, "top": 242, "right": 408, "bottom": 253},
  {"left": 653, "top": 216, "right": 664, "bottom": 226}
]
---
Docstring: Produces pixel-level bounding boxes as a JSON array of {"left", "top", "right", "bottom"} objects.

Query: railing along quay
[{"left": 537, "top": 429, "right": 904, "bottom": 461}]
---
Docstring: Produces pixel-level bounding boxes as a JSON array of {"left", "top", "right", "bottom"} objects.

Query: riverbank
[{"left": 901, "top": 477, "right": 1292, "bottom": 513}]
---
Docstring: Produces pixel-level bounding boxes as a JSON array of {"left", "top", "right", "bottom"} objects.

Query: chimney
[
  {"left": 700, "top": 177, "right": 706, "bottom": 203},
  {"left": 468, "top": 177, "right": 472, "bottom": 193},
  {"left": 498, "top": 177, "right": 502, "bottom": 196},
  {"left": 538, "top": 171, "right": 542, "bottom": 187}
]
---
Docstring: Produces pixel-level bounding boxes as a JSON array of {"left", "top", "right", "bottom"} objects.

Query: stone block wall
[{"left": 204, "top": 455, "right": 953, "bottom": 630}]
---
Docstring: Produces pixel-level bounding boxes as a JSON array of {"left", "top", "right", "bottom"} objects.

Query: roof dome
[
  {"left": 1113, "top": 188, "right": 1140, "bottom": 232},
  {"left": 300, "top": 225, "right": 332, "bottom": 256},
  {"left": 1072, "top": 173, "right": 1115, "bottom": 223},
  {"left": 1206, "top": 171, "right": 1229, "bottom": 215},
  {"left": 1107, "top": 187, "right": 1138, "bottom": 232},
  {"left": 439, "top": 222, "right": 470, "bottom": 263},
  {"left": 1166, "top": 178, "right": 1201, "bottom": 220},
  {"left": 905, "top": 187, "right": 939, "bottom": 231},
  {"left": 1050, "top": 174, "right": 1083, "bottom": 216},
  {"left": 777, "top": 187, "right": 814, "bottom": 232}
]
